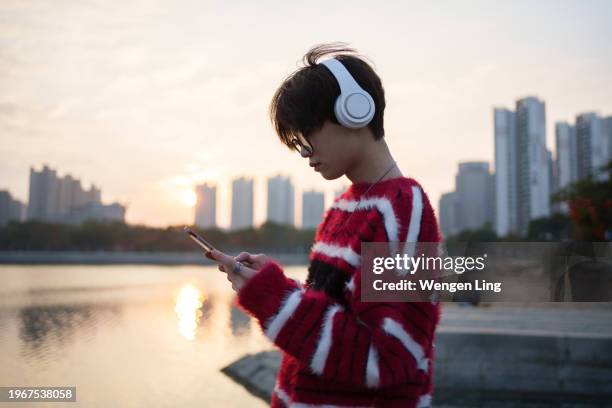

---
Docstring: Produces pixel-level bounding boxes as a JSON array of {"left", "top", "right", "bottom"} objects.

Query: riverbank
[{"left": 0, "top": 250, "right": 309, "bottom": 265}]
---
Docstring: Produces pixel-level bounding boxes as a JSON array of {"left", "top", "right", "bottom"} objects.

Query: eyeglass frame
[{"left": 290, "top": 136, "right": 314, "bottom": 157}]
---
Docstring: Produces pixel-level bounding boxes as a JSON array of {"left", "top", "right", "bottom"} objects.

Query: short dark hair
[{"left": 270, "top": 43, "right": 386, "bottom": 150}]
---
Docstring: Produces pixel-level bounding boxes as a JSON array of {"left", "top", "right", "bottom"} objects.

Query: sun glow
[{"left": 181, "top": 189, "right": 198, "bottom": 207}]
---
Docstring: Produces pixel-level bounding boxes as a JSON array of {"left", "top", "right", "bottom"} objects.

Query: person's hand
[
  {"left": 234, "top": 252, "right": 272, "bottom": 270},
  {"left": 208, "top": 249, "right": 258, "bottom": 292}
]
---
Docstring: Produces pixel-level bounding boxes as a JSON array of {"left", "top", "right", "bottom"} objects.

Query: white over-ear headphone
[{"left": 320, "top": 58, "right": 375, "bottom": 129}]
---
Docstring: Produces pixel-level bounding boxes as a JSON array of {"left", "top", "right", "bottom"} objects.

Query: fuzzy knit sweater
[{"left": 236, "top": 177, "right": 442, "bottom": 408}]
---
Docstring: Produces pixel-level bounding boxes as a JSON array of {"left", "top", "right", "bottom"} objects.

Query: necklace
[
  {"left": 340, "top": 160, "right": 398, "bottom": 228},
  {"left": 307, "top": 160, "right": 399, "bottom": 295},
  {"left": 355, "top": 160, "right": 398, "bottom": 195}
]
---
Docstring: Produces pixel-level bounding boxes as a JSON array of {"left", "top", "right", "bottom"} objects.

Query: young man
[{"left": 211, "top": 43, "right": 441, "bottom": 408}]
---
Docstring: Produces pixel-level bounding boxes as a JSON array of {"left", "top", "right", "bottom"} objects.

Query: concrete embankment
[{"left": 222, "top": 305, "right": 612, "bottom": 407}]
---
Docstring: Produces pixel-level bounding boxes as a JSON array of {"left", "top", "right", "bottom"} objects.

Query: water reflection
[
  {"left": 19, "top": 303, "right": 121, "bottom": 355},
  {"left": 230, "top": 305, "right": 251, "bottom": 337},
  {"left": 174, "top": 284, "right": 204, "bottom": 341},
  {"left": 1, "top": 265, "right": 278, "bottom": 407}
]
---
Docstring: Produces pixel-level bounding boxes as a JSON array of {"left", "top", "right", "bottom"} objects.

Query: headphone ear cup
[
  {"left": 334, "top": 91, "right": 375, "bottom": 129},
  {"left": 356, "top": 92, "right": 376, "bottom": 125},
  {"left": 334, "top": 94, "right": 350, "bottom": 128}
]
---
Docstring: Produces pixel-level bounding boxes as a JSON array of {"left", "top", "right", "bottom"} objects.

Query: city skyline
[
  {"left": 3, "top": 102, "right": 611, "bottom": 231},
  {"left": 22, "top": 164, "right": 126, "bottom": 224},
  {"left": 193, "top": 175, "right": 326, "bottom": 230},
  {"left": 1, "top": 1, "right": 611, "bottom": 227},
  {"left": 4, "top": 94, "right": 611, "bottom": 232},
  {"left": 440, "top": 99, "right": 610, "bottom": 238}
]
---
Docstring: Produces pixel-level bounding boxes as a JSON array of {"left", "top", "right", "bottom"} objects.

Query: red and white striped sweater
[{"left": 237, "top": 177, "right": 442, "bottom": 408}]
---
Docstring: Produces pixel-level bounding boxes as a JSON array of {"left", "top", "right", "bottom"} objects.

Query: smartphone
[{"left": 183, "top": 226, "right": 216, "bottom": 253}]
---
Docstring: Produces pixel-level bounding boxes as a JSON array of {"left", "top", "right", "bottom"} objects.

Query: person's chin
[{"left": 320, "top": 169, "right": 343, "bottom": 180}]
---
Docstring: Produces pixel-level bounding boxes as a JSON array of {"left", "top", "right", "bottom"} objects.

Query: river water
[{"left": 0, "top": 264, "right": 308, "bottom": 407}]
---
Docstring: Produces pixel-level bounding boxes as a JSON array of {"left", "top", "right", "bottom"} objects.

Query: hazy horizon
[{"left": 1, "top": 0, "right": 611, "bottom": 228}]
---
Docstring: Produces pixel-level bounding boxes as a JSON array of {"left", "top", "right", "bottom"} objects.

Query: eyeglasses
[{"left": 290, "top": 135, "right": 314, "bottom": 156}]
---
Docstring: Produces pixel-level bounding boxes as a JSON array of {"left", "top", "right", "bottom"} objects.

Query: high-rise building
[
  {"left": 0, "top": 190, "right": 25, "bottom": 226},
  {"left": 194, "top": 183, "right": 216, "bottom": 228},
  {"left": 439, "top": 191, "right": 458, "bottom": 238},
  {"left": 84, "top": 184, "right": 101, "bottom": 205},
  {"left": 266, "top": 175, "right": 295, "bottom": 226},
  {"left": 55, "top": 175, "right": 101, "bottom": 219},
  {"left": 605, "top": 116, "right": 612, "bottom": 165},
  {"left": 69, "top": 203, "right": 126, "bottom": 224},
  {"left": 515, "top": 96, "right": 550, "bottom": 236},
  {"left": 494, "top": 108, "right": 518, "bottom": 236},
  {"left": 576, "top": 112, "right": 609, "bottom": 182},
  {"left": 454, "top": 162, "right": 495, "bottom": 232},
  {"left": 555, "top": 122, "right": 578, "bottom": 193},
  {"left": 439, "top": 162, "right": 494, "bottom": 238},
  {"left": 57, "top": 174, "right": 76, "bottom": 218},
  {"left": 554, "top": 122, "right": 575, "bottom": 215},
  {"left": 26, "top": 164, "right": 122, "bottom": 224},
  {"left": 302, "top": 190, "right": 324, "bottom": 229},
  {"left": 27, "top": 165, "right": 59, "bottom": 221},
  {"left": 547, "top": 149, "right": 557, "bottom": 213},
  {"left": 230, "top": 177, "right": 254, "bottom": 230}
]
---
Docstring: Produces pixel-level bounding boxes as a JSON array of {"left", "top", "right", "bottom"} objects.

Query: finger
[
  {"left": 235, "top": 252, "right": 252, "bottom": 262},
  {"left": 218, "top": 264, "right": 226, "bottom": 272},
  {"left": 231, "top": 275, "right": 246, "bottom": 292},
  {"left": 228, "top": 270, "right": 247, "bottom": 289},
  {"left": 253, "top": 254, "right": 268, "bottom": 263},
  {"left": 210, "top": 249, "right": 235, "bottom": 265},
  {"left": 236, "top": 265, "right": 257, "bottom": 279},
  {"left": 227, "top": 264, "right": 242, "bottom": 279},
  {"left": 235, "top": 253, "right": 257, "bottom": 268}
]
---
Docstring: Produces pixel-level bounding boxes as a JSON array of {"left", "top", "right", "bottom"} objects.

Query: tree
[
  {"left": 526, "top": 213, "right": 572, "bottom": 241},
  {"left": 552, "top": 160, "right": 612, "bottom": 241},
  {"left": 445, "top": 222, "right": 498, "bottom": 244}
]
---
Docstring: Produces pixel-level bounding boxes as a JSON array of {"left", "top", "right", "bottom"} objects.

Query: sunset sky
[{"left": 1, "top": 0, "right": 611, "bottom": 228}]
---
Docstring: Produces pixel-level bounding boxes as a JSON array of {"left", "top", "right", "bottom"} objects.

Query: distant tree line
[
  {"left": 444, "top": 215, "right": 573, "bottom": 245},
  {"left": 0, "top": 221, "right": 316, "bottom": 253},
  {"left": 3, "top": 161, "right": 609, "bottom": 252}
]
